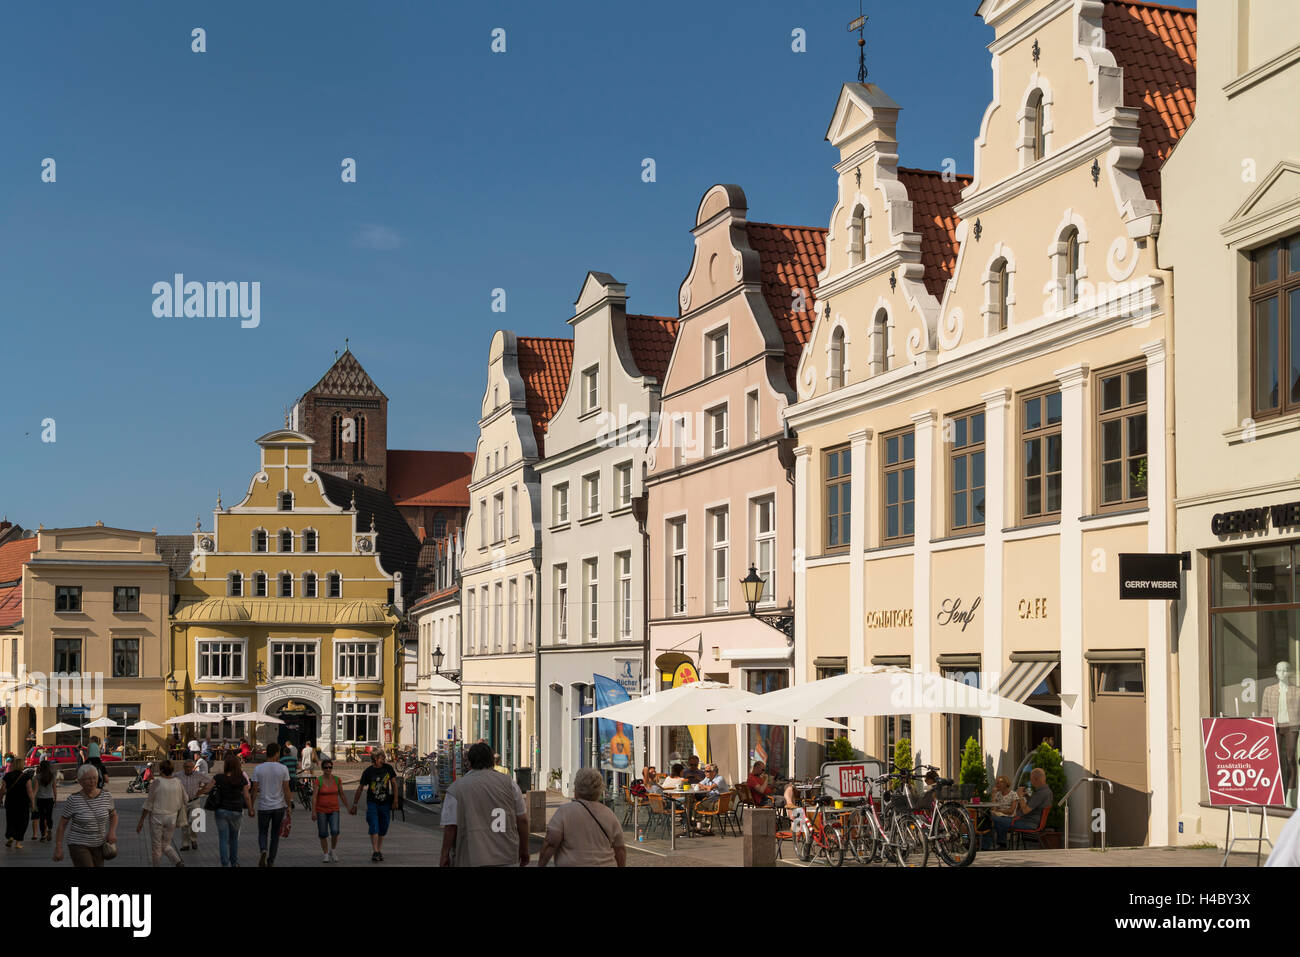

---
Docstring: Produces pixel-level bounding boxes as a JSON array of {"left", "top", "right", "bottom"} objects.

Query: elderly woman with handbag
[{"left": 53, "top": 764, "right": 119, "bottom": 867}]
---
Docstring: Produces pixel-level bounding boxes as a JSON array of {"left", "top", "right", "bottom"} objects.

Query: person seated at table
[
  {"left": 631, "top": 766, "right": 661, "bottom": 798},
  {"left": 694, "top": 764, "right": 727, "bottom": 813},
  {"left": 989, "top": 768, "right": 1052, "bottom": 850},
  {"left": 238, "top": 738, "right": 252, "bottom": 761},
  {"left": 682, "top": 755, "right": 705, "bottom": 785},
  {"left": 989, "top": 776, "right": 1016, "bottom": 816},
  {"left": 746, "top": 761, "right": 779, "bottom": 807},
  {"left": 661, "top": 764, "right": 686, "bottom": 791}
]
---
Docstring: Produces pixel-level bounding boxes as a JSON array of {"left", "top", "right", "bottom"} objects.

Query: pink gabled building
[{"left": 645, "top": 184, "right": 826, "bottom": 780}]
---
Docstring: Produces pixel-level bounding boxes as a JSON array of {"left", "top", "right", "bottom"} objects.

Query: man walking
[
  {"left": 439, "top": 742, "right": 529, "bottom": 867},
  {"left": 250, "top": 741, "right": 293, "bottom": 867},
  {"left": 178, "top": 756, "right": 213, "bottom": 851},
  {"left": 351, "top": 748, "right": 398, "bottom": 862}
]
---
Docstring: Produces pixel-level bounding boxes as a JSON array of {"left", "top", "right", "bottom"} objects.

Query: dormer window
[
  {"left": 707, "top": 328, "right": 729, "bottom": 376},
  {"left": 848, "top": 204, "right": 866, "bottom": 266},
  {"left": 1061, "top": 227, "right": 1081, "bottom": 306},
  {"left": 1027, "top": 90, "right": 1046, "bottom": 163},
  {"left": 829, "top": 327, "right": 846, "bottom": 389},
  {"left": 581, "top": 366, "right": 599, "bottom": 413},
  {"left": 991, "top": 259, "right": 1010, "bottom": 331},
  {"left": 870, "top": 310, "right": 890, "bottom": 376},
  {"left": 277, "top": 491, "right": 293, "bottom": 511},
  {"left": 279, "top": 529, "right": 294, "bottom": 553},
  {"left": 253, "top": 529, "right": 268, "bottom": 553}
]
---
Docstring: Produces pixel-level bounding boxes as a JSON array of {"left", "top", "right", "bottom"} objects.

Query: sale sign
[{"left": 1201, "top": 717, "right": 1284, "bottom": 806}]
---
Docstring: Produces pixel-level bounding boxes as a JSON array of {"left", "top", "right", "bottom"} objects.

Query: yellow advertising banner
[{"left": 671, "top": 661, "right": 708, "bottom": 763}]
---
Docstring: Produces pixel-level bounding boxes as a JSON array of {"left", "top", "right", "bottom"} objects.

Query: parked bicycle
[
  {"left": 902, "top": 763, "right": 977, "bottom": 868},
  {"left": 294, "top": 773, "right": 314, "bottom": 811},
  {"left": 789, "top": 777, "right": 845, "bottom": 866},
  {"left": 840, "top": 769, "right": 929, "bottom": 867}
]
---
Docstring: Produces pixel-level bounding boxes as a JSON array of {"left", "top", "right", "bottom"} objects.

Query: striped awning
[{"left": 997, "top": 655, "right": 1059, "bottom": 703}]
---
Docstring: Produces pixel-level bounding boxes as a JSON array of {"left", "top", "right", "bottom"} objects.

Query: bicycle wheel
[
  {"left": 821, "top": 827, "right": 846, "bottom": 867},
  {"left": 891, "top": 815, "right": 930, "bottom": 867},
  {"left": 795, "top": 830, "right": 814, "bottom": 862},
  {"left": 932, "top": 803, "right": 977, "bottom": 867}
]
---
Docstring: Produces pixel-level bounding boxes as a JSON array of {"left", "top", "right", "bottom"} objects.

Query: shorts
[
  {"left": 365, "top": 801, "right": 391, "bottom": 837},
  {"left": 316, "top": 810, "right": 340, "bottom": 838}
]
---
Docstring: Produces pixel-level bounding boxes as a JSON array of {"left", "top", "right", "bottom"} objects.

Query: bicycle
[
  {"left": 294, "top": 774, "right": 314, "bottom": 811},
  {"left": 841, "top": 770, "right": 929, "bottom": 867},
  {"left": 904, "top": 764, "right": 977, "bottom": 868},
  {"left": 789, "top": 782, "right": 845, "bottom": 867}
]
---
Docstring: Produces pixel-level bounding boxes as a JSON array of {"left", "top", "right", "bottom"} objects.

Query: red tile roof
[
  {"left": 1104, "top": 1, "right": 1197, "bottom": 207},
  {"left": 412, "top": 584, "right": 460, "bottom": 610},
  {"left": 0, "top": 537, "right": 36, "bottom": 587},
  {"left": 386, "top": 450, "right": 475, "bottom": 508},
  {"left": 516, "top": 336, "right": 575, "bottom": 456},
  {"left": 625, "top": 315, "right": 679, "bottom": 383},
  {"left": 0, "top": 586, "right": 21, "bottom": 629},
  {"left": 746, "top": 223, "right": 829, "bottom": 389},
  {"left": 897, "top": 168, "right": 972, "bottom": 301}
]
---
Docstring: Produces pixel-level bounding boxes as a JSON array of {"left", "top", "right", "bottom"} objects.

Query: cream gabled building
[
  {"left": 786, "top": 0, "right": 1195, "bottom": 846},
  {"left": 460, "top": 332, "right": 572, "bottom": 775}
]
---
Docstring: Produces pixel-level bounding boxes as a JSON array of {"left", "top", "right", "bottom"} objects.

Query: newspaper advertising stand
[{"left": 1201, "top": 716, "right": 1284, "bottom": 865}]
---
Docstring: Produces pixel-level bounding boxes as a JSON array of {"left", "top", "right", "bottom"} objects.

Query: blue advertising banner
[{"left": 594, "top": 673, "right": 633, "bottom": 773}]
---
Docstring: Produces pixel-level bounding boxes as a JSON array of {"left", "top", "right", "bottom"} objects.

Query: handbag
[
  {"left": 205, "top": 781, "right": 222, "bottom": 812},
  {"left": 101, "top": 841, "right": 118, "bottom": 861}
]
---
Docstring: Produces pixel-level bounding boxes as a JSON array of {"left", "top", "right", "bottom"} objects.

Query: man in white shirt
[
  {"left": 250, "top": 741, "right": 294, "bottom": 868},
  {"left": 696, "top": 764, "right": 728, "bottom": 811},
  {"left": 300, "top": 740, "right": 314, "bottom": 774},
  {"left": 187, "top": 738, "right": 200, "bottom": 759}
]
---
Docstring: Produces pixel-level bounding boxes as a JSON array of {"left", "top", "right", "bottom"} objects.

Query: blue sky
[{"left": 1, "top": 0, "right": 1004, "bottom": 533}]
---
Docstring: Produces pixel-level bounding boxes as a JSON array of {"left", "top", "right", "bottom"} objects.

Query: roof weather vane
[{"left": 848, "top": 5, "right": 868, "bottom": 83}]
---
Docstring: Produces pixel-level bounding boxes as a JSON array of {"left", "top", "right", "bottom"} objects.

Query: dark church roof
[
  {"left": 317, "top": 473, "right": 422, "bottom": 600},
  {"left": 301, "top": 349, "right": 387, "bottom": 402},
  {"left": 156, "top": 535, "right": 198, "bottom": 579}
]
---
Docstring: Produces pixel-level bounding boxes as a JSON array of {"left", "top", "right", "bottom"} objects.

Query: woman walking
[
  {"left": 212, "top": 755, "right": 255, "bottom": 867},
  {"left": 311, "top": 756, "right": 353, "bottom": 863},
  {"left": 53, "top": 764, "right": 118, "bottom": 867},
  {"left": 1, "top": 759, "right": 35, "bottom": 849},
  {"left": 33, "top": 760, "right": 57, "bottom": 842},
  {"left": 538, "top": 767, "right": 626, "bottom": 867},
  {"left": 86, "top": 736, "right": 105, "bottom": 788},
  {"left": 137, "top": 761, "right": 186, "bottom": 867}
]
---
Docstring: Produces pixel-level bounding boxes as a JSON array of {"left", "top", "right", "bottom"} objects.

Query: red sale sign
[{"left": 1201, "top": 717, "right": 1283, "bottom": 807}]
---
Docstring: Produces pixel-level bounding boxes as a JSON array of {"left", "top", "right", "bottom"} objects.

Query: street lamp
[
  {"left": 166, "top": 676, "right": 183, "bottom": 701},
  {"left": 739, "top": 565, "right": 794, "bottom": 644},
  {"left": 432, "top": 646, "right": 445, "bottom": 675}
]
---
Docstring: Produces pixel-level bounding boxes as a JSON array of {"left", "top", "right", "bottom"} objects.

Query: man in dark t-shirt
[
  {"left": 351, "top": 749, "right": 398, "bottom": 862},
  {"left": 991, "top": 768, "right": 1053, "bottom": 849}
]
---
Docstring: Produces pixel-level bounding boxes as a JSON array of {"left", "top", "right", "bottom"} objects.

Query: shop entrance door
[{"left": 1089, "top": 660, "right": 1149, "bottom": 846}]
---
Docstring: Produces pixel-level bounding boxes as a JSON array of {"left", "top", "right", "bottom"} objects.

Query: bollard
[
  {"left": 527, "top": 789, "right": 548, "bottom": 835},
  {"left": 744, "top": 807, "right": 776, "bottom": 867}
]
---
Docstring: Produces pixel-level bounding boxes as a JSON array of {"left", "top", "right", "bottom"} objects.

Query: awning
[
  {"left": 719, "top": 647, "right": 794, "bottom": 663},
  {"left": 997, "top": 656, "right": 1059, "bottom": 703},
  {"left": 871, "top": 654, "right": 911, "bottom": 667},
  {"left": 936, "top": 653, "right": 981, "bottom": 669}
]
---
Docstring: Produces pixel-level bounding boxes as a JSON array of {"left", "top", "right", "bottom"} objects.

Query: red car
[{"left": 24, "top": 745, "right": 123, "bottom": 768}]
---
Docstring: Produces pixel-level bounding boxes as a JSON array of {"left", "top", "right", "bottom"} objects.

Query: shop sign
[
  {"left": 1201, "top": 717, "right": 1283, "bottom": 807},
  {"left": 404, "top": 701, "right": 418, "bottom": 715},
  {"left": 866, "top": 608, "right": 913, "bottom": 630},
  {"left": 935, "top": 596, "right": 980, "bottom": 631},
  {"left": 1118, "top": 553, "right": 1183, "bottom": 600},
  {"left": 819, "top": 760, "right": 885, "bottom": 800},
  {"left": 1016, "top": 598, "right": 1049, "bottom": 619},
  {"left": 1211, "top": 500, "right": 1300, "bottom": 537}
]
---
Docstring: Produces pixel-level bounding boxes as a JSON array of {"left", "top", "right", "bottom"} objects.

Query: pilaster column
[
  {"left": 1143, "top": 340, "right": 1171, "bottom": 845},
  {"left": 848, "top": 429, "right": 872, "bottom": 750},
  {"left": 793, "top": 446, "right": 812, "bottom": 696},
  {"left": 909, "top": 409, "right": 937, "bottom": 766},
  {"left": 980, "top": 388, "right": 1010, "bottom": 770}
]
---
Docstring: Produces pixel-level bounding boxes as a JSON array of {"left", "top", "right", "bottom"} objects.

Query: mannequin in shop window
[{"left": 1262, "top": 660, "right": 1300, "bottom": 806}]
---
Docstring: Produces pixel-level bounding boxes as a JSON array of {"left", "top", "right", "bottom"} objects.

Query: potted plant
[
  {"left": 1027, "top": 741, "right": 1067, "bottom": 848},
  {"left": 825, "top": 735, "right": 856, "bottom": 762},
  {"left": 893, "top": 738, "right": 912, "bottom": 791},
  {"left": 547, "top": 768, "right": 563, "bottom": 792},
  {"left": 959, "top": 736, "right": 988, "bottom": 801}
]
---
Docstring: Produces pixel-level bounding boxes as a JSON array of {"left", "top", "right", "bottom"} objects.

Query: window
[
  {"left": 480, "top": 586, "right": 489, "bottom": 654},
  {"left": 1250, "top": 234, "right": 1300, "bottom": 418},
  {"left": 848, "top": 204, "right": 866, "bottom": 266},
  {"left": 54, "top": 585, "right": 82, "bottom": 613},
  {"left": 507, "top": 579, "right": 517, "bottom": 651},
  {"left": 467, "top": 590, "right": 477, "bottom": 652},
  {"left": 583, "top": 473, "right": 600, "bottom": 518},
  {"left": 510, "top": 485, "right": 519, "bottom": 536},
  {"left": 670, "top": 519, "right": 687, "bottom": 615},
  {"left": 949, "top": 410, "right": 987, "bottom": 532},
  {"left": 330, "top": 413, "right": 344, "bottom": 461},
  {"left": 303, "top": 529, "right": 317, "bottom": 553},
  {"left": 584, "top": 558, "right": 599, "bottom": 641},
  {"left": 109, "top": 639, "right": 137, "bottom": 676},
  {"left": 197, "top": 641, "right": 244, "bottom": 680},
  {"left": 745, "top": 670, "right": 790, "bottom": 774},
  {"left": 254, "top": 572, "right": 268, "bottom": 598},
  {"left": 1097, "top": 361, "right": 1148, "bottom": 509},
  {"left": 337, "top": 701, "right": 380, "bottom": 743},
  {"left": 1027, "top": 89, "right": 1046, "bottom": 162},
  {"left": 54, "top": 638, "right": 81, "bottom": 673},
  {"left": 303, "top": 572, "right": 318, "bottom": 598},
  {"left": 709, "top": 507, "right": 729, "bottom": 611},
  {"left": 991, "top": 259, "right": 1010, "bottom": 331},
  {"left": 746, "top": 390, "right": 760, "bottom": 443},
  {"left": 479, "top": 499, "right": 487, "bottom": 543},
  {"left": 617, "top": 552, "right": 632, "bottom": 638},
  {"left": 353, "top": 414, "right": 367, "bottom": 462},
  {"left": 271, "top": 641, "right": 317, "bottom": 678},
  {"left": 707, "top": 328, "right": 729, "bottom": 375},
  {"left": 525, "top": 576, "right": 534, "bottom": 650},
  {"left": 279, "top": 573, "right": 294, "bottom": 598},
  {"left": 825, "top": 447, "right": 851, "bottom": 552},
  {"left": 1211, "top": 543, "right": 1300, "bottom": 808},
  {"left": 582, "top": 366, "right": 599, "bottom": 413},
  {"left": 816, "top": 664, "right": 848, "bottom": 747},
  {"left": 554, "top": 484, "right": 570, "bottom": 524},
  {"left": 942, "top": 668, "right": 982, "bottom": 775},
  {"left": 493, "top": 493, "right": 505, "bottom": 542},
  {"left": 707, "top": 406, "right": 728, "bottom": 455},
  {"left": 882, "top": 429, "right": 916, "bottom": 544},
  {"left": 752, "top": 497, "right": 776, "bottom": 605},
  {"left": 1060, "top": 228, "right": 1081, "bottom": 306},
  {"left": 278, "top": 491, "right": 293, "bottom": 511},
  {"left": 493, "top": 581, "right": 502, "bottom": 653},
  {"left": 1021, "top": 387, "right": 1063, "bottom": 522},
  {"left": 555, "top": 565, "right": 569, "bottom": 642},
  {"left": 871, "top": 310, "right": 889, "bottom": 375},
  {"left": 829, "top": 327, "right": 845, "bottom": 389},
  {"left": 279, "top": 529, "right": 294, "bottom": 553},
  {"left": 253, "top": 529, "right": 268, "bottom": 553},
  {"left": 113, "top": 586, "right": 140, "bottom": 613},
  {"left": 228, "top": 572, "right": 243, "bottom": 598},
  {"left": 336, "top": 642, "right": 379, "bottom": 680},
  {"left": 615, "top": 463, "right": 632, "bottom": 509},
  {"left": 326, "top": 573, "right": 341, "bottom": 599},
  {"left": 672, "top": 416, "right": 686, "bottom": 468}
]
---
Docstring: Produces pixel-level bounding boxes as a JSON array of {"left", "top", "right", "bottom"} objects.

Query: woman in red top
[
  {"left": 238, "top": 739, "right": 252, "bottom": 760},
  {"left": 746, "top": 761, "right": 780, "bottom": 807},
  {"left": 311, "top": 758, "right": 354, "bottom": 863}
]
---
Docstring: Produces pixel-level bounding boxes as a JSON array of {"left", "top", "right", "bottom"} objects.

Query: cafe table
[{"left": 660, "top": 788, "right": 710, "bottom": 851}]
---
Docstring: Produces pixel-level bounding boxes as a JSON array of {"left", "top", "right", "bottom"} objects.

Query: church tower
[{"left": 291, "top": 347, "right": 389, "bottom": 490}]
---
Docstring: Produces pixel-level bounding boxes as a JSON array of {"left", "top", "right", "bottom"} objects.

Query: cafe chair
[
  {"left": 695, "top": 791, "right": 738, "bottom": 837},
  {"left": 733, "top": 782, "right": 757, "bottom": 826},
  {"left": 645, "top": 793, "right": 684, "bottom": 838},
  {"left": 622, "top": 786, "right": 648, "bottom": 827},
  {"left": 1008, "top": 805, "right": 1051, "bottom": 850}
]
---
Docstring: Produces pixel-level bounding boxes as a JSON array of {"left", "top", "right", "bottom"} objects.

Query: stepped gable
[
  {"left": 625, "top": 315, "right": 679, "bottom": 383},
  {"left": 746, "top": 223, "right": 828, "bottom": 390},
  {"left": 517, "top": 336, "right": 575, "bottom": 456},
  {"left": 897, "top": 168, "right": 972, "bottom": 301},
  {"left": 1104, "top": 1, "right": 1197, "bottom": 207}
]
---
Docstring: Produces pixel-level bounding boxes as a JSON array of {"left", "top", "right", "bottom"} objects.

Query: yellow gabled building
[{"left": 169, "top": 429, "right": 400, "bottom": 756}]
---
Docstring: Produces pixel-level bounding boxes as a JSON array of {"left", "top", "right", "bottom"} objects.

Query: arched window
[
  {"left": 278, "top": 573, "right": 293, "bottom": 598},
  {"left": 277, "top": 491, "right": 293, "bottom": 512},
  {"left": 1062, "top": 228, "right": 1080, "bottom": 305},
  {"left": 1027, "top": 90, "right": 1046, "bottom": 163},
  {"left": 327, "top": 572, "right": 342, "bottom": 599},
  {"left": 992, "top": 259, "right": 1010, "bottom": 331},
  {"left": 848, "top": 204, "right": 866, "bottom": 266},
  {"left": 278, "top": 529, "right": 294, "bottom": 553},
  {"left": 252, "top": 529, "right": 268, "bottom": 553},
  {"left": 253, "top": 572, "right": 268, "bottom": 598},
  {"left": 353, "top": 415, "right": 367, "bottom": 462},
  {"left": 829, "top": 327, "right": 846, "bottom": 390},
  {"left": 227, "top": 571, "right": 243, "bottom": 598},
  {"left": 871, "top": 310, "right": 890, "bottom": 376},
  {"left": 303, "top": 572, "right": 318, "bottom": 599},
  {"left": 330, "top": 413, "right": 344, "bottom": 461},
  {"left": 303, "top": 529, "right": 318, "bottom": 553}
]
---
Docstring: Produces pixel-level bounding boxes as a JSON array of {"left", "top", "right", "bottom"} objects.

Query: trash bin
[{"left": 515, "top": 767, "right": 532, "bottom": 793}]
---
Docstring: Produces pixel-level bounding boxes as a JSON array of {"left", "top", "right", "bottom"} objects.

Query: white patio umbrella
[
  {"left": 84, "top": 717, "right": 120, "bottom": 729},
  {"left": 578, "top": 680, "right": 762, "bottom": 727},
  {"left": 41, "top": 722, "right": 80, "bottom": 734},
  {"left": 165, "top": 713, "right": 206, "bottom": 725},
  {"left": 703, "top": 707, "right": 850, "bottom": 731},
  {"left": 229, "top": 711, "right": 285, "bottom": 725},
  {"left": 127, "top": 720, "right": 164, "bottom": 731}
]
